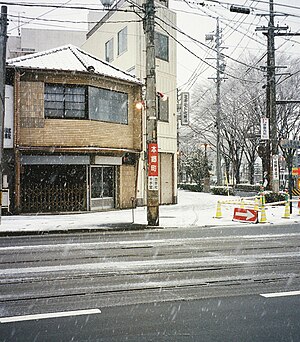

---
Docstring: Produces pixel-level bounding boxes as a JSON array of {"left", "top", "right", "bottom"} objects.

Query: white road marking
[
  {"left": 0, "top": 308, "right": 101, "bottom": 323},
  {"left": 260, "top": 290, "right": 300, "bottom": 298}
]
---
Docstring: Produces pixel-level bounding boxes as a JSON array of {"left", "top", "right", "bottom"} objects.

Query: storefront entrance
[{"left": 90, "top": 166, "right": 115, "bottom": 210}]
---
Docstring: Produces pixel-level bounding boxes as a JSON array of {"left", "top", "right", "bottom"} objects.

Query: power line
[
  {"left": 8, "top": 14, "right": 142, "bottom": 25},
  {"left": 156, "top": 15, "right": 263, "bottom": 72},
  {"left": 156, "top": 18, "right": 261, "bottom": 83}
]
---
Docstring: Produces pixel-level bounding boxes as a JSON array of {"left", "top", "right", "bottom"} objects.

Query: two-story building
[
  {"left": 81, "top": 0, "right": 178, "bottom": 205},
  {"left": 5, "top": 44, "right": 143, "bottom": 214}
]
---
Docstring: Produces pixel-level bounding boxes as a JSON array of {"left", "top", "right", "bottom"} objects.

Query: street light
[{"left": 100, "top": 0, "right": 115, "bottom": 9}]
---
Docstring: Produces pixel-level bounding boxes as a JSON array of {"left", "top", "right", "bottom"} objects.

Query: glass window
[
  {"left": 105, "top": 38, "right": 114, "bottom": 62},
  {"left": 89, "top": 86, "right": 128, "bottom": 124},
  {"left": 158, "top": 97, "right": 169, "bottom": 122},
  {"left": 118, "top": 27, "right": 127, "bottom": 55},
  {"left": 91, "top": 167, "right": 114, "bottom": 198},
  {"left": 155, "top": 32, "right": 169, "bottom": 61},
  {"left": 45, "top": 84, "right": 86, "bottom": 119}
]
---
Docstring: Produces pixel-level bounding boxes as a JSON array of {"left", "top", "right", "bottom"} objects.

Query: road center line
[
  {"left": 260, "top": 290, "right": 300, "bottom": 298},
  {"left": 0, "top": 308, "right": 101, "bottom": 323}
]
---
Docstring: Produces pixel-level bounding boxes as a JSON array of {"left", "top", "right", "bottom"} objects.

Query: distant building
[
  {"left": 5, "top": 45, "right": 143, "bottom": 214},
  {"left": 7, "top": 28, "right": 86, "bottom": 58},
  {"left": 81, "top": 0, "right": 178, "bottom": 205}
]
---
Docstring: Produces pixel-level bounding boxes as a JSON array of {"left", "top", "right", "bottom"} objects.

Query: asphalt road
[
  {"left": 0, "top": 294, "right": 299, "bottom": 341},
  {"left": 0, "top": 223, "right": 299, "bottom": 341}
]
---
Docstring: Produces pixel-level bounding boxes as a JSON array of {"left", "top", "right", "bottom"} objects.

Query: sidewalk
[{"left": 0, "top": 190, "right": 299, "bottom": 235}]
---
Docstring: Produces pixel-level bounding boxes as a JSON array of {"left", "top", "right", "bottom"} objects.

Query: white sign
[
  {"left": 148, "top": 176, "right": 158, "bottom": 190},
  {"left": 181, "top": 92, "right": 189, "bottom": 125},
  {"left": 260, "top": 117, "right": 269, "bottom": 140},
  {"left": 272, "top": 155, "right": 279, "bottom": 180},
  {"left": 4, "top": 85, "right": 14, "bottom": 149}
]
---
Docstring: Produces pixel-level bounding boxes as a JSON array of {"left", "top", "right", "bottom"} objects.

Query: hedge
[
  {"left": 211, "top": 186, "right": 234, "bottom": 196},
  {"left": 178, "top": 183, "right": 203, "bottom": 192}
]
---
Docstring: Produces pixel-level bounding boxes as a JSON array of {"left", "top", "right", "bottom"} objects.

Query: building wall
[
  {"left": 7, "top": 29, "right": 87, "bottom": 59},
  {"left": 21, "top": 28, "right": 86, "bottom": 53},
  {"left": 82, "top": 0, "right": 178, "bottom": 204},
  {"left": 16, "top": 72, "right": 142, "bottom": 152}
]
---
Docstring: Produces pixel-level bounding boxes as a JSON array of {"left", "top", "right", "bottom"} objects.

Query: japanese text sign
[{"left": 148, "top": 143, "right": 158, "bottom": 177}]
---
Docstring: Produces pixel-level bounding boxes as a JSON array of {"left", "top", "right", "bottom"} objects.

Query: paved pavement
[{"left": 0, "top": 190, "right": 299, "bottom": 235}]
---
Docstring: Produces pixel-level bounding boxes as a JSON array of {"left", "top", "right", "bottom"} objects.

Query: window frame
[
  {"left": 117, "top": 26, "right": 128, "bottom": 56},
  {"left": 44, "top": 83, "right": 87, "bottom": 120},
  {"left": 157, "top": 96, "right": 169, "bottom": 122},
  {"left": 88, "top": 86, "right": 129, "bottom": 125},
  {"left": 105, "top": 38, "right": 114, "bottom": 62},
  {"left": 155, "top": 31, "right": 169, "bottom": 62}
]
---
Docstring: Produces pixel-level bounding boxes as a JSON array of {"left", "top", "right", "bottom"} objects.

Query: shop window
[
  {"left": 155, "top": 31, "right": 169, "bottom": 61},
  {"left": 118, "top": 27, "right": 127, "bottom": 55},
  {"left": 105, "top": 38, "right": 114, "bottom": 62},
  {"left": 89, "top": 86, "right": 128, "bottom": 124},
  {"left": 44, "top": 84, "right": 87, "bottom": 119}
]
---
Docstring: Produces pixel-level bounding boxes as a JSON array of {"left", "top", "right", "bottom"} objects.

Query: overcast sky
[{"left": 3, "top": 0, "right": 300, "bottom": 89}]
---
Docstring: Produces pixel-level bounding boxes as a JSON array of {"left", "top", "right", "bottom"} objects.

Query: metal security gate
[
  {"left": 21, "top": 165, "right": 86, "bottom": 213},
  {"left": 90, "top": 166, "right": 115, "bottom": 210}
]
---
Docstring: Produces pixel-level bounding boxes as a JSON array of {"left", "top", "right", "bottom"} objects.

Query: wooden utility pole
[
  {"left": 144, "top": 0, "right": 159, "bottom": 226},
  {"left": 0, "top": 6, "right": 8, "bottom": 223}
]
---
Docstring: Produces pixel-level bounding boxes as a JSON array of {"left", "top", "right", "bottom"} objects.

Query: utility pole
[
  {"left": 215, "top": 18, "right": 222, "bottom": 186},
  {"left": 256, "top": 0, "right": 288, "bottom": 192},
  {"left": 0, "top": 6, "right": 8, "bottom": 224},
  {"left": 207, "top": 18, "right": 225, "bottom": 186},
  {"left": 144, "top": 0, "right": 159, "bottom": 226},
  {"left": 267, "top": 0, "right": 279, "bottom": 192}
]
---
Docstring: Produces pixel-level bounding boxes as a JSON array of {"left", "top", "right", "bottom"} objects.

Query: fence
[{"left": 21, "top": 184, "right": 86, "bottom": 213}]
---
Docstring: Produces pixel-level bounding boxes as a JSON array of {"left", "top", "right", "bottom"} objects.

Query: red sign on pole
[
  {"left": 233, "top": 208, "right": 258, "bottom": 223},
  {"left": 148, "top": 143, "right": 158, "bottom": 177}
]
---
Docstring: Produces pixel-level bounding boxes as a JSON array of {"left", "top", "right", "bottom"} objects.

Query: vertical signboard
[
  {"left": 4, "top": 85, "right": 13, "bottom": 149},
  {"left": 260, "top": 117, "right": 269, "bottom": 140},
  {"left": 148, "top": 143, "right": 158, "bottom": 190},
  {"left": 181, "top": 92, "right": 189, "bottom": 125},
  {"left": 272, "top": 155, "right": 279, "bottom": 180}
]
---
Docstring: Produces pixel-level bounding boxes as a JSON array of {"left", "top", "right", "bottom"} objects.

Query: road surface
[{"left": 0, "top": 223, "right": 299, "bottom": 340}]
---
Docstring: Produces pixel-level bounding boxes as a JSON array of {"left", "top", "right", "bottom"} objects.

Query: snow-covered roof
[{"left": 6, "top": 44, "right": 142, "bottom": 85}]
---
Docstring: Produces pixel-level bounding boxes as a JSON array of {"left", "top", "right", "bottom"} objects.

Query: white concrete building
[
  {"left": 7, "top": 28, "right": 86, "bottom": 59},
  {"left": 82, "top": 0, "right": 178, "bottom": 205}
]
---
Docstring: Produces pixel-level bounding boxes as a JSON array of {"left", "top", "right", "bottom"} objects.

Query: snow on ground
[{"left": 0, "top": 190, "right": 299, "bottom": 233}]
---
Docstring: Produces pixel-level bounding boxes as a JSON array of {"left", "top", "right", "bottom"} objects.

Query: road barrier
[{"left": 213, "top": 191, "right": 300, "bottom": 223}]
